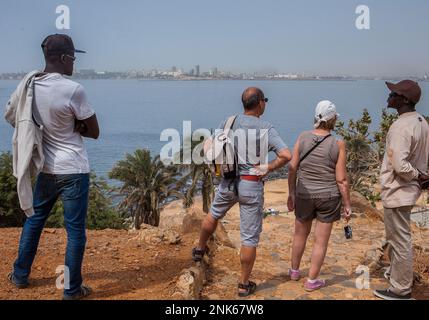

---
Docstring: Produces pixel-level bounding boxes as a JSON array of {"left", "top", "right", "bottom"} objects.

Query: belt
[{"left": 240, "top": 175, "right": 262, "bottom": 182}]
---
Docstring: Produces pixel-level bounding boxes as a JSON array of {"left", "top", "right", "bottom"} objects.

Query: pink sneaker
[
  {"left": 288, "top": 269, "right": 301, "bottom": 281},
  {"left": 304, "top": 279, "right": 326, "bottom": 292}
]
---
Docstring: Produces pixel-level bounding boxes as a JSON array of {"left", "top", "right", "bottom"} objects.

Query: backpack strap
[
  {"left": 299, "top": 134, "right": 332, "bottom": 164},
  {"left": 224, "top": 115, "right": 237, "bottom": 131},
  {"left": 223, "top": 115, "right": 238, "bottom": 173}
]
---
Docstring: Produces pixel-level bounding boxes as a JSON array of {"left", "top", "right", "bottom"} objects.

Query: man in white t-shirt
[{"left": 8, "top": 34, "right": 99, "bottom": 300}]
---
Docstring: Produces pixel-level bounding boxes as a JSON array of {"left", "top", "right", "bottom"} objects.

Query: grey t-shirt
[{"left": 217, "top": 114, "right": 287, "bottom": 175}]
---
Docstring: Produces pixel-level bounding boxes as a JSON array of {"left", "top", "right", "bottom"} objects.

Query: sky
[{"left": 0, "top": 0, "right": 428, "bottom": 76}]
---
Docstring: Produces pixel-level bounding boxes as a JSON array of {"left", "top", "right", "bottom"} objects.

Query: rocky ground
[{"left": 0, "top": 179, "right": 428, "bottom": 300}]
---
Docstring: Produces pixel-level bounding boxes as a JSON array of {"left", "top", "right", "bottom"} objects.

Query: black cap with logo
[{"left": 41, "top": 34, "right": 86, "bottom": 57}]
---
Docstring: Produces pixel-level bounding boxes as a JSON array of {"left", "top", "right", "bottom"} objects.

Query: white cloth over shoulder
[{"left": 4, "top": 70, "right": 45, "bottom": 217}]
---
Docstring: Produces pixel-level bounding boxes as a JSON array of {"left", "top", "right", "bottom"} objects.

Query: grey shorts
[
  {"left": 210, "top": 179, "right": 264, "bottom": 247},
  {"left": 295, "top": 196, "right": 342, "bottom": 223}
]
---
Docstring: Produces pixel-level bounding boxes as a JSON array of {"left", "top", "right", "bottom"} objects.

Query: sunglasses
[
  {"left": 389, "top": 92, "right": 403, "bottom": 99},
  {"left": 62, "top": 54, "right": 76, "bottom": 62},
  {"left": 262, "top": 98, "right": 269, "bottom": 103}
]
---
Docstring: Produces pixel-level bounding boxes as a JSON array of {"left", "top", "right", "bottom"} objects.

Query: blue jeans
[{"left": 13, "top": 173, "right": 89, "bottom": 297}]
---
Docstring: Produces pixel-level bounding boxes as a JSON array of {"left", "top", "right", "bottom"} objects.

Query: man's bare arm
[{"left": 75, "top": 114, "right": 100, "bottom": 139}]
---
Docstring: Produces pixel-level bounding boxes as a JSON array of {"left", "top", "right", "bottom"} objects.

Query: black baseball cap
[{"left": 41, "top": 34, "right": 86, "bottom": 56}]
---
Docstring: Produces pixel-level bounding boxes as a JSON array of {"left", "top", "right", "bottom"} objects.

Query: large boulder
[
  {"left": 182, "top": 208, "right": 205, "bottom": 234},
  {"left": 182, "top": 207, "right": 235, "bottom": 248},
  {"left": 130, "top": 224, "right": 181, "bottom": 245},
  {"left": 351, "top": 191, "right": 384, "bottom": 221}
]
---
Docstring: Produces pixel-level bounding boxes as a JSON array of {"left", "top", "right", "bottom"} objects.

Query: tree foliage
[
  {"left": 109, "top": 149, "right": 181, "bottom": 229},
  {"left": 334, "top": 108, "right": 399, "bottom": 206}
]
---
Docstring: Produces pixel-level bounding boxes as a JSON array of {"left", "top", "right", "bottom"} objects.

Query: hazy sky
[{"left": 1, "top": 0, "right": 428, "bottom": 76}]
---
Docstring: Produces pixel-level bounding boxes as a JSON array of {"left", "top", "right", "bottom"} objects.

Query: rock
[
  {"left": 166, "top": 231, "right": 181, "bottom": 245},
  {"left": 364, "top": 248, "right": 382, "bottom": 263},
  {"left": 182, "top": 209, "right": 205, "bottom": 234},
  {"left": 175, "top": 266, "right": 206, "bottom": 300},
  {"left": 214, "top": 223, "right": 235, "bottom": 248},
  {"left": 351, "top": 192, "right": 384, "bottom": 221},
  {"left": 132, "top": 224, "right": 181, "bottom": 245}
]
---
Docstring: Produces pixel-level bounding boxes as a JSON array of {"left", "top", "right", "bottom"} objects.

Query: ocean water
[{"left": 1, "top": 79, "right": 429, "bottom": 178}]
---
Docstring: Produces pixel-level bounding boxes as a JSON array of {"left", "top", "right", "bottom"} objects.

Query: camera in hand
[{"left": 344, "top": 225, "right": 353, "bottom": 239}]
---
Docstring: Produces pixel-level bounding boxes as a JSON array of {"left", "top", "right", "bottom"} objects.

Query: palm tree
[
  {"left": 177, "top": 136, "right": 215, "bottom": 213},
  {"left": 109, "top": 149, "right": 181, "bottom": 229}
]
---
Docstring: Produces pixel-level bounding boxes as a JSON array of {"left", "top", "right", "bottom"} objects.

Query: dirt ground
[{"left": 0, "top": 228, "right": 196, "bottom": 300}]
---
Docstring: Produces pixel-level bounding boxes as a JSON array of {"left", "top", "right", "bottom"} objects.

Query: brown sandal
[
  {"left": 238, "top": 281, "right": 257, "bottom": 297},
  {"left": 192, "top": 247, "right": 209, "bottom": 262}
]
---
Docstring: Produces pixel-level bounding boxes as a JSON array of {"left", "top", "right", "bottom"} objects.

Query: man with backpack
[{"left": 192, "top": 87, "right": 291, "bottom": 297}]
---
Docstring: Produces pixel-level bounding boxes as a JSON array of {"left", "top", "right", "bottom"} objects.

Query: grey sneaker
[{"left": 373, "top": 289, "right": 414, "bottom": 300}]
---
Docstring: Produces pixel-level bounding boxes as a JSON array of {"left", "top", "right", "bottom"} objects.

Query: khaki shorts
[
  {"left": 210, "top": 178, "right": 264, "bottom": 247},
  {"left": 295, "top": 196, "right": 342, "bottom": 223}
]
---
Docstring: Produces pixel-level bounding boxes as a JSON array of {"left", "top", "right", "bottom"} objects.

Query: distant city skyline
[
  {"left": 1, "top": 0, "right": 429, "bottom": 77},
  {"left": 2, "top": 66, "right": 428, "bottom": 82}
]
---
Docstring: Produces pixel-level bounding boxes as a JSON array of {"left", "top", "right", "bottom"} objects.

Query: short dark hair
[{"left": 242, "top": 88, "right": 264, "bottom": 110}]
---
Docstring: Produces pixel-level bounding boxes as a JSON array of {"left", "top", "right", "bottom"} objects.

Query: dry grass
[{"left": 414, "top": 245, "right": 429, "bottom": 281}]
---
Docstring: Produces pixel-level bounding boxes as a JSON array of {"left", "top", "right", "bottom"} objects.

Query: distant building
[
  {"left": 79, "top": 69, "right": 96, "bottom": 76},
  {"left": 195, "top": 65, "right": 200, "bottom": 77},
  {"left": 172, "top": 66, "right": 177, "bottom": 72},
  {"left": 210, "top": 67, "right": 218, "bottom": 77}
]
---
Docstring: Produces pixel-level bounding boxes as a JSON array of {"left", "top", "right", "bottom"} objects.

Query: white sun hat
[{"left": 314, "top": 100, "right": 340, "bottom": 128}]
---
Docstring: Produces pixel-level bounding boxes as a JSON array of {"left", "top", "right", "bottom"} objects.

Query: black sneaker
[
  {"left": 63, "top": 285, "right": 93, "bottom": 300},
  {"left": 7, "top": 272, "right": 29, "bottom": 289},
  {"left": 373, "top": 289, "right": 414, "bottom": 300}
]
